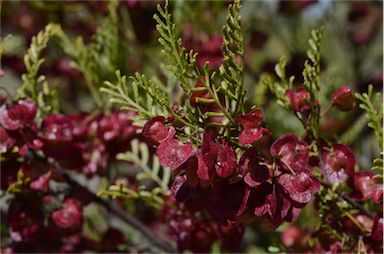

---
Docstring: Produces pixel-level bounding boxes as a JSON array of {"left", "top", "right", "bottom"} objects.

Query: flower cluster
[
  {"left": 1, "top": 0, "right": 382, "bottom": 252},
  {"left": 1, "top": 98, "right": 137, "bottom": 252},
  {"left": 159, "top": 197, "right": 244, "bottom": 253},
  {"left": 138, "top": 73, "right": 382, "bottom": 252},
  {"left": 141, "top": 97, "right": 324, "bottom": 226}
]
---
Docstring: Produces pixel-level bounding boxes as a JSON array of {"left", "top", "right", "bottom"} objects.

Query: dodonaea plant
[{"left": 0, "top": 0, "right": 382, "bottom": 253}]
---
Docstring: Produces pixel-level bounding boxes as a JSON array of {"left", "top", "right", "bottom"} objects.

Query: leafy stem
[
  {"left": 355, "top": 84, "right": 383, "bottom": 149},
  {"left": 153, "top": 0, "right": 198, "bottom": 95}
]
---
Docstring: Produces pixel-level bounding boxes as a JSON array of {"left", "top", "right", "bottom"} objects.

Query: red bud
[{"left": 331, "top": 86, "right": 356, "bottom": 112}]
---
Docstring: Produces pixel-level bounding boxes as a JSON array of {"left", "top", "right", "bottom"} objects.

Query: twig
[
  {"left": 319, "top": 179, "right": 375, "bottom": 219},
  {"left": 33, "top": 153, "right": 177, "bottom": 253}
]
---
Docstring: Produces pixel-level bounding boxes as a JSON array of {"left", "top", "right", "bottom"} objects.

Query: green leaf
[
  {"left": 355, "top": 84, "right": 383, "bottom": 149},
  {"left": 17, "top": 23, "right": 61, "bottom": 119}
]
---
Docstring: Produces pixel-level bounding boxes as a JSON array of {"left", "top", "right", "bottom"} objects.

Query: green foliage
[
  {"left": 260, "top": 63, "right": 290, "bottom": 109},
  {"left": 263, "top": 27, "right": 324, "bottom": 141},
  {"left": 17, "top": 23, "right": 61, "bottom": 117},
  {"left": 302, "top": 27, "right": 324, "bottom": 140},
  {"left": 0, "top": 35, "right": 12, "bottom": 70},
  {"left": 317, "top": 187, "right": 368, "bottom": 251},
  {"left": 98, "top": 139, "right": 170, "bottom": 209},
  {"left": 219, "top": 0, "right": 245, "bottom": 116},
  {"left": 372, "top": 157, "right": 383, "bottom": 173},
  {"left": 153, "top": 0, "right": 198, "bottom": 95},
  {"left": 355, "top": 85, "right": 383, "bottom": 173},
  {"left": 210, "top": 241, "right": 222, "bottom": 254},
  {"left": 58, "top": 0, "right": 118, "bottom": 108},
  {"left": 303, "top": 27, "right": 323, "bottom": 93},
  {"left": 355, "top": 84, "right": 383, "bottom": 149},
  {"left": 274, "top": 56, "right": 295, "bottom": 91},
  {"left": 7, "top": 170, "right": 30, "bottom": 193},
  {"left": 103, "top": 0, "right": 247, "bottom": 134},
  {"left": 117, "top": 139, "right": 171, "bottom": 192},
  {"left": 101, "top": 71, "right": 167, "bottom": 120}
]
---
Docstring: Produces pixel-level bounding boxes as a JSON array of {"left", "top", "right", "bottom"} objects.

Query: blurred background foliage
[{"left": 1, "top": 0, "right": 382, "bottom": 252}]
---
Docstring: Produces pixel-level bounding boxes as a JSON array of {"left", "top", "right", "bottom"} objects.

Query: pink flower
[
  {"left": 281, "top": 225, "right": 305, "bottom": 247},
  {"left": 321, "top": 144, "right": 356, "bottom": 184},
  {"left": 52, "top": 198, "right": 82, "bottom": 229}
]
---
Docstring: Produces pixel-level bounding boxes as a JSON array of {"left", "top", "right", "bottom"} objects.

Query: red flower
[
  {"left": 142, "top": 116, "right": 173, "bottom": 146},
  {"left": 278, "top": 171, "right": 320, "bottom": 204},
  {"left": 236, "top": 108, "right": 268, "bottom": 144},
  {"left": 331, "top": 86, "right": 356, "bottom": 112},
  {"left": 0, "top": 99, "right": 37, "bottom": 130},
  {"left": 238, "top": 147, "right": 269, "bottom": 188},
  {"left": 349, "top": 172, "right": 383, "bottom": 203},
  {"left": 266, "top": 184, "right": 304, "bottom": 225},
  {"left": 185, "top": 157, "right": 199, "bottom": 187},
  {"left": 321, "top": 144, "right": 356, "bottom": 184},
  {"left": 0, "top": 89, "right": 8, "bottom": 105},
  {"left": 157, "top": 138, "right": 195, "bottom": 170},
  {"left": 204, "top": 181, "right": 246, "bottom": 224},
  {"left": 197, "top": 132, "right": 236, "bottom": 180},
  {"left": 41, "top": 114, "right": 85, "bottom": 170},
  {"left": 52, "top": 198, "right": 83, "bottom": 229},
  {"left": 270, "top": 134, "right": 309, "bottom": 173},
  {"left": 97, "top": 111, "right": 137, "bottom": 142},
  {"left": 0, "top": 127, "right": 15, "bottom": 152},
  {"left": 265, "top": 184, "right": 303, "bottom": 223},
  {"left": 7, "top": 196, "right": 44, "bottom": 243},
  {"left": 237, "top": 182, "right": 272, "bottom": 217},
  {"left": 0, "top": 99, "right": 42, "bottom": 156},
  {"left": 171, "top": 175, "right": 191, "bottom": 203},
  {"left": 197, "top": 132, "right": 218, "bottom": 181},
  {"left": 215, "top": 139, "right": 237, "bottom": 178},
  {"left": 285, "top": 87, "right": 312, "bottom": 115},
  {"left": 238, "top": 147, "right": 258, "bottom": 175},
  {"left": 372, "top": 214, "right": 383, "bottom": 242}
]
